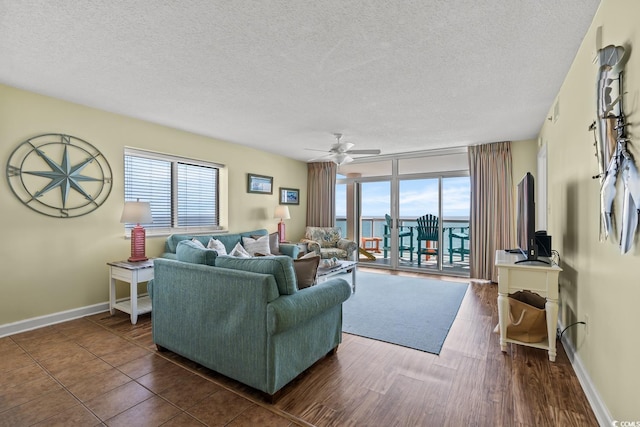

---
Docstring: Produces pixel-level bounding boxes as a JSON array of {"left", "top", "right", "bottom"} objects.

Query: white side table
[
  {"left": 495, "top": 250, "right": 562, "bottom": 361},
  {"left": 108, "top": 259, "right": 154, "bottom": 324}
]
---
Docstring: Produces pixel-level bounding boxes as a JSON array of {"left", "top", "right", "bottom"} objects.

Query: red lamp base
[
  {"left": 277, "top": 220, "right": 286, "bottom": 243},
  {"left": 129, "top": 225, "right": 148, "bottom": 262}
]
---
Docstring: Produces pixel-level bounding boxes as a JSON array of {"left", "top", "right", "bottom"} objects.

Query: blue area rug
[{"left": 342, "top": 271, "right": 468, "bottom": 354}]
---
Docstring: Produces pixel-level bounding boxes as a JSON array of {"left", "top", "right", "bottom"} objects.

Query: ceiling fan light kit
[{"left": 334, "top": 153, "right": 353, "bottom": 165}]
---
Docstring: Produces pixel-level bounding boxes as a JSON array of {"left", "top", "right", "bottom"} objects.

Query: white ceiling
[{"left": 1, "top": 1, "right": 601, "bottom": 162}]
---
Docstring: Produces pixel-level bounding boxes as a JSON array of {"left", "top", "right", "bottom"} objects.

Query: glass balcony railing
[{"left": 336, "top": 216, "right": 470, "bottom": 260}]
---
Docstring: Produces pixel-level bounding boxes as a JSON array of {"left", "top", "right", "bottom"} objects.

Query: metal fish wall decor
[{"left": 590, "top": 44, "right": 639, "bottom": 253}]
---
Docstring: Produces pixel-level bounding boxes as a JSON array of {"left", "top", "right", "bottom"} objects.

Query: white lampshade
[
  {"left": 274, "top": 205, "right": 291, "bottom": 220},
  {"left": 120, "top": 200, "right": 153, "bottom": 224}
]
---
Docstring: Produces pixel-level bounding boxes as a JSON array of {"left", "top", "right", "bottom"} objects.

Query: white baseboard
[
  {"left": 559, "top": 322, "right": 612, "bottom": 426},
  {"left": 0, "top": 302, "right": 109, "bottom": 338}
]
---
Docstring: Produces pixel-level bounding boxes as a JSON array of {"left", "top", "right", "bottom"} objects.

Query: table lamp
[
  {"left": 121, "top": 199, "right": 153, "bottom": 262},
  {"left": 274, "top": 205, "right": 291, "bottom": 243}
]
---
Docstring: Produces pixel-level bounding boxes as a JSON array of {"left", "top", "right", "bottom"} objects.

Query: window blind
[
  {"left": 177, "top": 162, "right": 218, "bottom": 227},
  {"left": 123, "top": 155, "right": 171, "bottom": 229}
]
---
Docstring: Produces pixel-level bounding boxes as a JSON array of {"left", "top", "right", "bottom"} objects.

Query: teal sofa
[
  {"left": 148, "top": 255, "right": 351, "bottom": 396},
  {"left": 161, "top": 228, "right": 299, "bottom": 259}
]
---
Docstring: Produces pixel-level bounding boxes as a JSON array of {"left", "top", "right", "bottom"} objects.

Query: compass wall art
[{"left": 6, "top": 133, "right": 113, "bottom": 218}]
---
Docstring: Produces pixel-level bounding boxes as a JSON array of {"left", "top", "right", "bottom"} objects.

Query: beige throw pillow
[
  {"left": 191, "top": 238, "right": 205, "bottom": 248},
  {"left": 242, "top": 235, "right": 271, "bottom": 256},
  {"left": 254, "top": 232, "right": 281, "bottom": 254},
  {"left": 206, "top": 238, "right": 227, "bottom": 255},
  {"left": 294, "top": 254, "right": 320, "bottom": 289}
]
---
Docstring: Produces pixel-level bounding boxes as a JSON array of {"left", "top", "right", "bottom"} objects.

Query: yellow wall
[
  {"left": 539, "top": 0, "right": 639, "bottom": 419},
  {"left": 508, "top": 139, "right": 539, "bottom": 242},
  {"left": 0, "top": 84, "right": 308, "bottom": 325},
  {"left": 511, "top": 139, "right": 538, "bottom": 184}
]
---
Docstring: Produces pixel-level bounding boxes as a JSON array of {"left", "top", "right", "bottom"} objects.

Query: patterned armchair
[{"left": 302, "top": 226, "right": 358, "bottom": 261}]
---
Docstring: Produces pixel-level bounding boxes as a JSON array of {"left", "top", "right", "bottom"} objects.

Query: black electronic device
[
  {"left": 535, "top": 230, "right": 552, "bottom": 257},
  {"left": 515, "top": 172, "right": 549, "bottom": 265}
]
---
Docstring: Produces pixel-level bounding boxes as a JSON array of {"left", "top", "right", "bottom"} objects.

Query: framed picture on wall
[
  {"left": 279, "top": 187, "right": 299, "bottom": 205},
  {"left": 247, "top": 173, "right": 273, "bottom": 194}
]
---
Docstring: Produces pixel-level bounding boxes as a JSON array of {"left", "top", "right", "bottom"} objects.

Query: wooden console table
[{"left": 495, "top": 250, "right": 562, "bottom": 361}]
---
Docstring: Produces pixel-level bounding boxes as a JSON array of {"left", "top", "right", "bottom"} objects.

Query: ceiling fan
[{"left": 307, "top": 133, "right": 382, "bottom": 165}]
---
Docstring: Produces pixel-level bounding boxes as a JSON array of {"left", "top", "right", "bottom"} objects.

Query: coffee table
[{"left": 316, "top": 260, "right": 357, "bottom": 293}]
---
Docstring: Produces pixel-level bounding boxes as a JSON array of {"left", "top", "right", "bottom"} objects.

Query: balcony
[{"left": 336, "top": 216, "right": 470, "bottom": 276}]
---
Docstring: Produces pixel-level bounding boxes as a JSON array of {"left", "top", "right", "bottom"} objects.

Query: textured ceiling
[{"left": 0, "top": 1, "right": 601, "bottom": 162}]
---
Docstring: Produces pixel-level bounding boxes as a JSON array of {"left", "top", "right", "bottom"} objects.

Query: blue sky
[{"left": 336, "top": 177, "right": 470, "bottom": 219}]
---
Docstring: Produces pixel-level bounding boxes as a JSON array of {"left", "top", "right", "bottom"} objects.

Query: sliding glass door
[{"left": 336, "top": 151, "right": 470, "bottom": 276}]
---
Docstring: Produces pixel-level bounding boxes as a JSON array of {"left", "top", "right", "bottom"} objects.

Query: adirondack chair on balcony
[
  {"left": 448, "top": 226, "right": 470, "bottom": 263},
  {"left": 416, "top": 214, "right": 439, "bottom": 266},
  {"left": 382, "top": 214, "right": 414, "bottom": 261}
]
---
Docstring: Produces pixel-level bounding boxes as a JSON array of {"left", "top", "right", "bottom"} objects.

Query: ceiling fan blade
[
  {"left": 346, "top": 149, "right": 381, "bottom": 155},
  {"left": 304, "top": 147, "right": 331, "bottom": 153}
]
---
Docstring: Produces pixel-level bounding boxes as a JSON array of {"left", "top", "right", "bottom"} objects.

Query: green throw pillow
[
  {"left": 176, "top": 240, "right": 217, "bottom": 266},
  {"left": 215, "top": 256, "right": 297, "bottom": 295}
]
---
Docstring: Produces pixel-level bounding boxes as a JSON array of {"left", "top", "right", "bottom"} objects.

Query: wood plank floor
[{"left": 0, "top": 268, "right": 597, "bottom": 426}]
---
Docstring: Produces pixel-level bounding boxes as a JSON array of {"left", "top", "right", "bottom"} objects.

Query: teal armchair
[{"left": 301, "top": 226, "right": 358, "bottom": 261}]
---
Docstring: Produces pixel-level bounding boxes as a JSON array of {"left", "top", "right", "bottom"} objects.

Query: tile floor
[{"left": 0, "top": 314, "right": 302, "bottom": 426}]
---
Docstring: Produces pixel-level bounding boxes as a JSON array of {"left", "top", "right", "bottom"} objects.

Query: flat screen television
[{"left": 515, "top": 172, "right": 548, "bottom": 264}]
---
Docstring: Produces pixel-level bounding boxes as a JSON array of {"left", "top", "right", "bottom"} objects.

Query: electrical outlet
[{"left": 584, "top": 314, "right": 590, "bottom": 336}]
